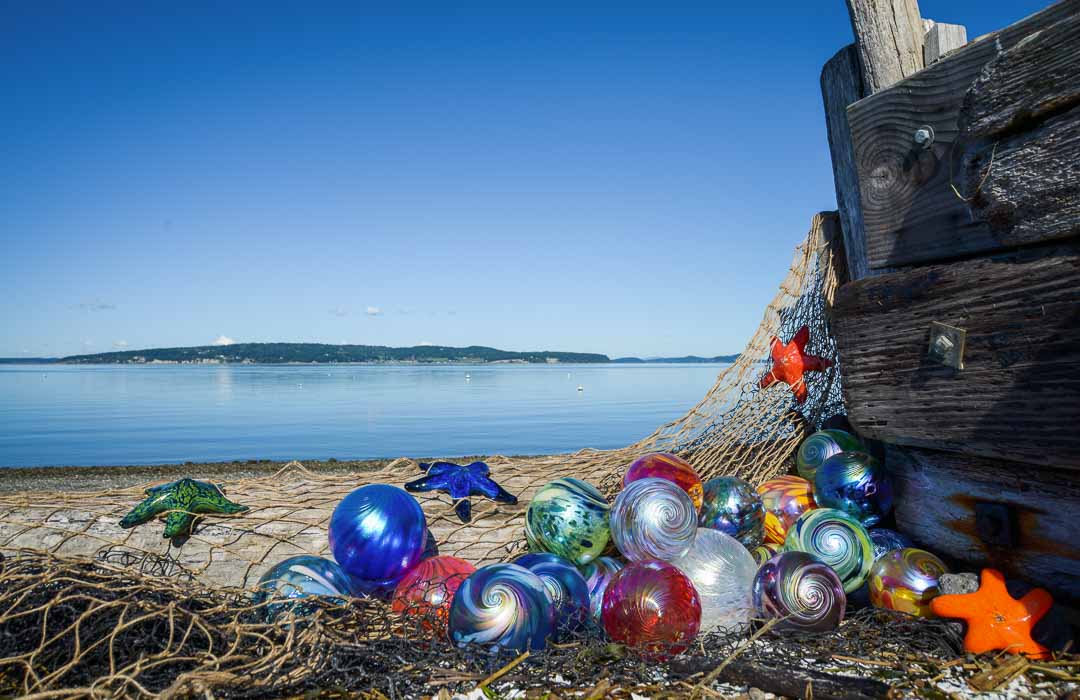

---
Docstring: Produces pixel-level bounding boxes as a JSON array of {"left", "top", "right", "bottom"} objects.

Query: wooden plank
[
  {"left": 956, "top": 9, "right": 1080, "bottom": 247},
  {"left": 887, "top": 444, "right": 1080, "bottom": 605},
  {"left": 923, "top": 22, "right": 968, "bottom": 64},
  {"left": 848, "top": 0, "right": 1080, "bottom": 269},
  {"left": 832, "top": 244, "right": 1080, "bottom": 469},
  {"left": 845, "top": 0, "right": 926, "bottom": 94},
  {"left": 821, "top": 45, "right": 870, "bottom": 281}
]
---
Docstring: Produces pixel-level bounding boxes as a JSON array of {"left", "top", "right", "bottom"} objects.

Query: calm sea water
[{"left": 0, "top": 363, "right": 724, "bottom": 468}]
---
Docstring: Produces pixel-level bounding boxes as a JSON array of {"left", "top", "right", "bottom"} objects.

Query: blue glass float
[
  {"left": 253, "top": 555, "right": 353, "bottom": 622},
  {"left": 813, "top": 451, "right": 894, "bottom": 527},
  {"left": 796, "top": 429, "right": 863, "bottom": 482},
  {"left": 698, "top": 476, "right": 765, "bottom": 548},
  {"left": 869, "top": 528, "right": 914, "bottom": 561},
  {"left": 514, "top": 552, "right": 591, "bottom": 635},
  {"left": 579, "top": 556, "right": 624, "bottom": 622},
  {"left": 328, "top": 484, "right": 427, "bottom": 595},
  {"left": 448, "top": 563, "right": 556, "bottom": 652}
]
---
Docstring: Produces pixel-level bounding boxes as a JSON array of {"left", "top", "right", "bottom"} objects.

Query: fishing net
[
  {"left": 0, "top": 549, "right": 979, "bottom": 700},
  {"left": 0, "top": 213, "right": 844, "bottom": 590},
  {"left": 8, "top": 212, "right": 1058, "bottom": 698}
]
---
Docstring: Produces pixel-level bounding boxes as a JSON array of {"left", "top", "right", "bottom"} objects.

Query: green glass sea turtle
[{"left": 119, "top": 478, "right": 249, "bottom": 538}]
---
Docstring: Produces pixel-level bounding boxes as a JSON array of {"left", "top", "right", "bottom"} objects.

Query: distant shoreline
[
  {"left": 0, "top": 358, "right": 739, "bottom": 366},
  {"left": 0, "top": 342, "right": 738, "bottom": 366}
]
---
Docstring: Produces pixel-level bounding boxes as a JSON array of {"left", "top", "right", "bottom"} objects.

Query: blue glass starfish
[{"left": 404, "top": 461, "right": 517, "bottom": 522}]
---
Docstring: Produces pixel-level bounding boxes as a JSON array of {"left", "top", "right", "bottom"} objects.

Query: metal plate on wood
[{"left": 928, "top": 322, "right": 966, "bottom": 369}]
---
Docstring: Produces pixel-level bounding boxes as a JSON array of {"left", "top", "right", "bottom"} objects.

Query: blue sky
[{"left": 0, "top": 1, "right": 1046, "bottom": 358}]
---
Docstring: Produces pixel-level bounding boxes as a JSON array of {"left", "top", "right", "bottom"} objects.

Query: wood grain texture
[
  {"left": 887, "top": 444, "right": 1080, "bottom": 605},
  {"left": 821, "top": 45, "right": 870, "bottom": 281},
  {"left": 923, "top": 22, "right": 968, "bottom": 64},
  {"left": 832, "top": 245, "right": 1080, "bottom": 469},
  {"left": 845, "top": 0, "right": 926, "bottom": 94},
  {"left": 848, "top": 0, "right": 1080, "bottom": 269},
  {"left": 956, "top": 9, "right": 1080, "bottom": 247}
]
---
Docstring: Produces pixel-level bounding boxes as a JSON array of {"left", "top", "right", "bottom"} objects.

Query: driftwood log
[{"left": 671, "top": 656, "right": 890, "bottom": 700}]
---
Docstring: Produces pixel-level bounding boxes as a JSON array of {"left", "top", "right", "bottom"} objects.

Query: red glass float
[{"left": 601, "top": 558, "right": 702, "bottom": 659}]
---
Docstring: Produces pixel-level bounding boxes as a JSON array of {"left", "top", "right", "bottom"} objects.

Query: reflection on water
[{"left": 0, "top": 363, "right": 725, "bottom": 468}]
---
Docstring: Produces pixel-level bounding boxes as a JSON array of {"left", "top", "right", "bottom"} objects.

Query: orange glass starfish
[
  {"left": 759, "top": 326, "right": 832, "bottom": 404},
  {"left": 930, "top": 568, "right": 1052, "bottom": 658}
]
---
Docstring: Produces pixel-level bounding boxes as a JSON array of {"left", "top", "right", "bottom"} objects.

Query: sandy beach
[{"left": 0, "top": 457, "right": 445, "bottom": 493}]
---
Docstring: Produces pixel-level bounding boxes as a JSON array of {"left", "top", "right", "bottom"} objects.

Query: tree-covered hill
[{"left": 57, "top": 343, "right": 611, "bottom": 364}]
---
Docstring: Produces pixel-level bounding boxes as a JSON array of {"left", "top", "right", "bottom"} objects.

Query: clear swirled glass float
[
  {"left": 752, "top": 550, "right": 846, "bottom": 631},
  {"left": 610, "top": 477, "right": 698, "bottom": 562},
  {"left": 670, "top": 528, "right": 757, "bottom": 633}
]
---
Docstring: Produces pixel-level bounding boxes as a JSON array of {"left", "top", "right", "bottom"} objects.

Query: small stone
[
  {"left": 748, "top": 688, "right": 767, "bottom": 700},
  {"left": 939, "top": 573, "right": 979, "bottom": 595}
]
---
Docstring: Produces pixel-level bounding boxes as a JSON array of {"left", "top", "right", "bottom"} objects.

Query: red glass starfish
[
  {"left": 930, "top": 568, "right": 1052, "bottom": 658},
  {"left": 759, "top": 326, "right": 832, "bottom": 404}
]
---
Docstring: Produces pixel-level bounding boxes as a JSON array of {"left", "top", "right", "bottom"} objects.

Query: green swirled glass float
[
  {"left": 525, "top": 477, "right": 611, "bottom": 566},
  {"left": 784, "top": 507, "right": 873, "bottom": 593}
]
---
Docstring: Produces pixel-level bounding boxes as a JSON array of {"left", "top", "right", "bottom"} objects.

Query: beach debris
[
  {"left": 930, "top": 568, "right": 1052, "bottom": 658},
  {"left": 404, "top": 461, "right": 517, "bottom": 522},
  {"left": 118, "top": 477, "right": 249, "bottom": 539},
  {"left": 759, "top": 325, "right": 832, "bottom": 404}
]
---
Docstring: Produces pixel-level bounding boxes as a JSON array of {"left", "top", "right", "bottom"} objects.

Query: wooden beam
[
  {"left": 831, "top": 243, "right": 1080, "bottom": 469},
  {"left": 923, "top": 22, "right": 968, "bottom": 64},
  {"left": 848, "top": 0, "right": 1080, "bottom": 270},
  {"left": 825, "top": 0, "right": 930, "bottom": 280},
  {"left": 887, "top": 444, "right": 1080, "bottom": 606},
  {"left": 821, "top": 46, "right": 869, "bottom": 281},
  {"left": 845, "top": 0, "right": 926, "bottom": 94}
]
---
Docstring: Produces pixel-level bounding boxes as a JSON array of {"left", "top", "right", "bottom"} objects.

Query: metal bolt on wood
[{"left": 914, "top": 125, "right": 935, "bottom": 149}]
